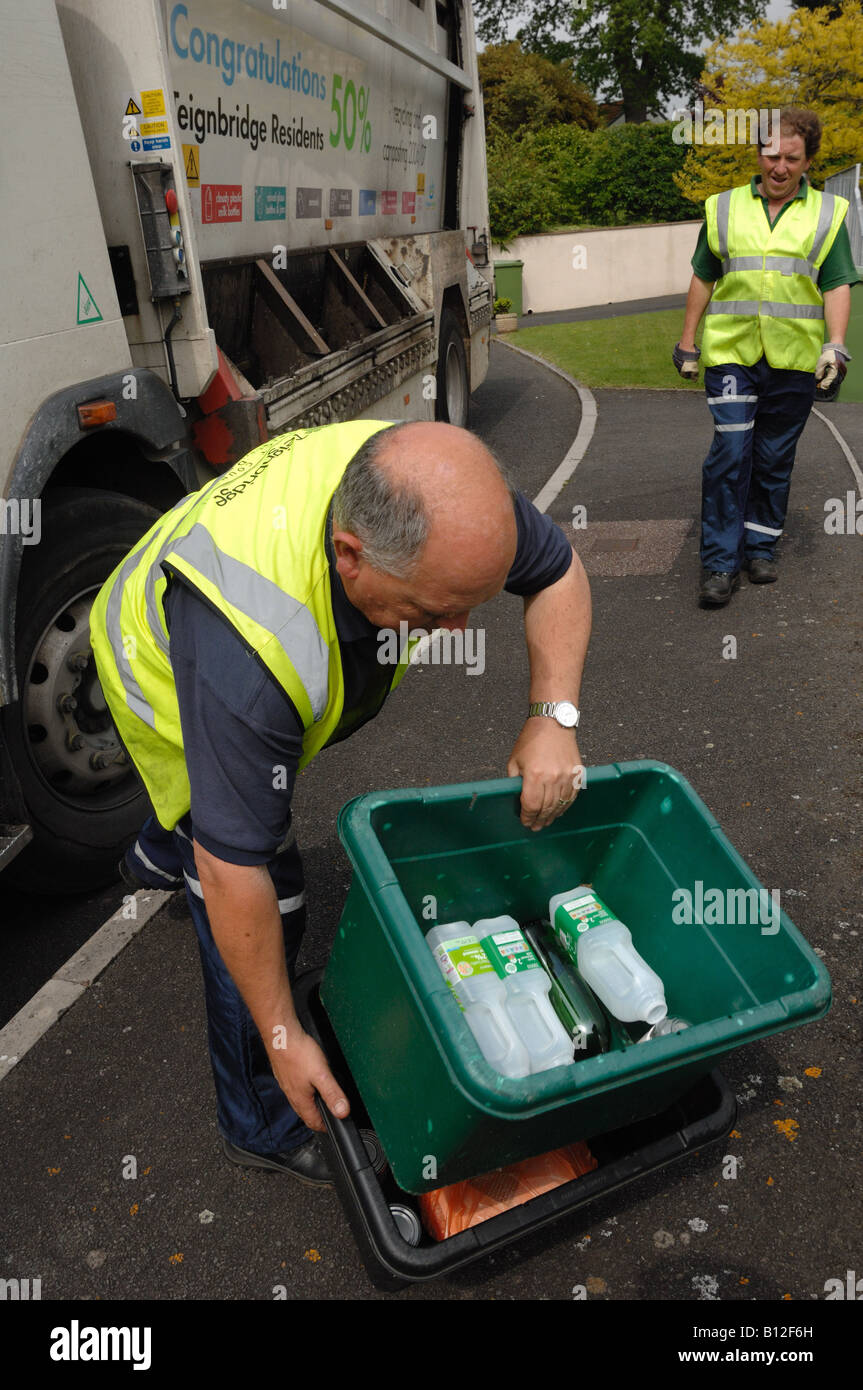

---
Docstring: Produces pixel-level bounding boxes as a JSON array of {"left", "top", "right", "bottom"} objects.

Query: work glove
[
  {"left": 814, "top": 343, "right": 851, "bottom": 401},
  {"left": 672, "top": 342, "right": 701, "bottom": 381}
]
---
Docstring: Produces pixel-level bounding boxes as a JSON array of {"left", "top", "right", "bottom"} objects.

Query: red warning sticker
[
  {"left": 401, "top": 192, "right": 416, "bottom": 214},
  {"left": 201, "top": 184, "right": 243, "bottom": 224}
]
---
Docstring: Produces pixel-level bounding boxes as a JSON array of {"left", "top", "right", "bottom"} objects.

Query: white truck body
[{"left": 0, "top": 0, "right": 492, "bottom": 884}]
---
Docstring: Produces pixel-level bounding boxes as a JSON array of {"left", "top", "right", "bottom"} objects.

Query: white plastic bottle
[
  {"left": 548, "top": 887, "right": 668, "bottom": 1026},
  {"left": 425, "top": 923, "right": 531, "bottom": 1079},
  {"left": 474, "top": 916, "right": 574, "bottom": 1073}
]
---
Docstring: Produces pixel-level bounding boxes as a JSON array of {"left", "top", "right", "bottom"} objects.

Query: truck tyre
[
  {"left": 1, "top": 488, "right": 161, "bottom": 893},
  {"left": 435, "top": 309, "right": 469, "bottom": 428}
]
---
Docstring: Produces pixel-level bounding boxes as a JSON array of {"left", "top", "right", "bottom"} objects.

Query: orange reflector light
[{"left": 77, "top": 400, "right": 118, "bottom": 428}]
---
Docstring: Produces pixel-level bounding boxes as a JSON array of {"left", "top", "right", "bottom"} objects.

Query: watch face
[{"left": 556, "top": 702, "right": 579, "bottom": 728}]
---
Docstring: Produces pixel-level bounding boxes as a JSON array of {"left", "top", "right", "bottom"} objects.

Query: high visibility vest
[
  {"left": 90, "top": 420, "right": 414, "bottom": 830},
  {"left": 702, "top": 182, "right": 849, "bottom": 371}
]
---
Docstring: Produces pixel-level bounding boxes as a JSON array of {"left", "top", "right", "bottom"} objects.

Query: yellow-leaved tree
[{"left": 673, "top": 0, "right": 863, "bottom": 205}]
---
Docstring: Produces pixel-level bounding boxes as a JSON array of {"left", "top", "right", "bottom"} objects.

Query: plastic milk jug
[
  {"left": 474, "top": 916, "right": 574, "bottom": 1073},
  {"left": 425, "top": 923, "right": 531, "bottom": 1078},
  {"left": 548, "top": 887, "right": 668, "bottom": 1026}
]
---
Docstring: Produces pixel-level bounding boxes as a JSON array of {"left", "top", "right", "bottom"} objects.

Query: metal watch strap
[{"left": 528, "top": 701, "right": 580, "bottom": 726}]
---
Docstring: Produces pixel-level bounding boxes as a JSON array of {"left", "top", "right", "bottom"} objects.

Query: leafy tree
[
  {"left": 488, "top": 123, "right": 698, "bottom": 240},
  {"left": 474, "top": 0, "right": 768, "bottom": 122},
  {"left": 673, "top": 0, "right": 863, "bottom": 204},
  {"left": 478, "top": 41, "right": 599, "bottom": 134}
]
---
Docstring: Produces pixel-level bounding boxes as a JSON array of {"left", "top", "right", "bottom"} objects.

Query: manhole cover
[{"left": 568, "top": 519, "right": 693, "bottom": 576}]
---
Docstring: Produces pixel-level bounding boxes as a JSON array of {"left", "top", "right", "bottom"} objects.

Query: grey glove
[
  {"left": 672, "top": 342, "right": 701, "bottom": 381},
  {"left": 815, "top": 342, "right": 851, "bottom": 391}
]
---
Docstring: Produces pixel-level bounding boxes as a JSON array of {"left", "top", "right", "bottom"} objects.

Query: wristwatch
[{"left": 528, "top": 700, "right": 580, "bottom": 728}]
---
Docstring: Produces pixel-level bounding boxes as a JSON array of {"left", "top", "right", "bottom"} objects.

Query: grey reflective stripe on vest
[
  {"left": 721, "top": 255, "right": 816, "bottom": 277},
  {"left": 105, "top": 534, "right": 160, "bottom": 730},
  {"left": 167, "top": 523, "right": 330, "bottom": 720},
  {"left": 715, "top": 189, "right": 732, "bottom": 260},
  {"left": 810, "top": 191, "right": 836, "bottom": 264},
  {"left": 707, "top": 300, "right": 824, "bottom": 319}
]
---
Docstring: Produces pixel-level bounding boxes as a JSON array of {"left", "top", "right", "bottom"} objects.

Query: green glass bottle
[{"left": 522, "top": 921, "right": 612, "bottom": 1058}]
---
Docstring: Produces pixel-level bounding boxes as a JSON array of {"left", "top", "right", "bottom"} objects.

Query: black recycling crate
[{"left": 294, "top": 969, "right": 737, "bottom": 1290}]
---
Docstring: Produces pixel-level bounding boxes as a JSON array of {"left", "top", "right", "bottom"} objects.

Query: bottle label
[
  {"left": 480, "top": 929, "right": 541, "bottom": 977},
  {"left": 554, "top": 891, "right": 616, "bottom": 958},
  {"left": 433, "top": 937, "right": 495, "bottom": 993}
]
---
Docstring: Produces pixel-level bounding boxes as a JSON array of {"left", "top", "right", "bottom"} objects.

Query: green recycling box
[{"left": 320, "top": 762, "right": 830, "bottom": 1194}]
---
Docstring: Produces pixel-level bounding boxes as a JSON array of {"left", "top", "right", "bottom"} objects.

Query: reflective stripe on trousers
[
  {"left": 700, "top": 359, "right": 816, "bottom": 571},
  {"left": 126, "top": 814, "right": 309, "bottom": 1155}
]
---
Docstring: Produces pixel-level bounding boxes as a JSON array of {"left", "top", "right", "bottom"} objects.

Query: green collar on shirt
[{"left": 750, "top": 172, "right": 810, "bottom": 225}]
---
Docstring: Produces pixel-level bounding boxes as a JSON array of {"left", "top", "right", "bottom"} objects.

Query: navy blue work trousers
[
  {"left": 701, "top": 358, "right": 816, "bottom": 572},
  {"left": 126, "top": 815, "right": 309, "bottom": 1156}
]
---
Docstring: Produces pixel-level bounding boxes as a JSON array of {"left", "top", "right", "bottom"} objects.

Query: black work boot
[
  {"left": 745, "top": 557, "right": 778, "bottom": 584},
  {"left": 699, "top": 570, "right": 741, "bottom": 607},
  {"left": 221, "top": 1134, "right": 334, "bottom": 1186}
]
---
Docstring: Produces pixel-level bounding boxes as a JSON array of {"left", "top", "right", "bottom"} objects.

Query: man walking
[
  {"left": 673, "top": 107, "right": 858, "bottom": 605},
  {"left": 90, "top": 419, "right": 591, "bottom": 1185}
]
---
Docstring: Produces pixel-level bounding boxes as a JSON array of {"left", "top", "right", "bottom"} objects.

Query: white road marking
[
  {"left": 812, "top": 407, "right": 863, "bottom": 495},
  {"left": 494, "top": 339, "right": 599, "bottom": 514},
  {"left": 0, "top": 889, "right": 171, "bottom": 1081}
]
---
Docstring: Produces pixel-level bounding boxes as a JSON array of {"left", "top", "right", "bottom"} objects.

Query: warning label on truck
[
  {"left": 201, "top": 184, "right": 242, "bottom": 223},
  {"left": 183, "top": 143, "right": 200, "bottom": 185},
  {"left": 140, "top": 89, "right": 166, "bottom": 117},
  {"left": 76, "top": 273, "right": 102, "bottom": 325}
]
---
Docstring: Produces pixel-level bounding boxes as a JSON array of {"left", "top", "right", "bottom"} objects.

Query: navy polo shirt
[{"left": 164, "top": 490, "right": 573, "bottom": 865}]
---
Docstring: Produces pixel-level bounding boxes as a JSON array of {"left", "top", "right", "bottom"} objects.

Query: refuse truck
[{"left": 0, "top": 0, "right": 493, "bottom": 890}]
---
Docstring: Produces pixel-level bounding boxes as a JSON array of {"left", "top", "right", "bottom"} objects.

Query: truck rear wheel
[
  {"left": 1, "top": 488, "right": 161, "bottom": 893},
  {"left": 435, "top": 309, "right": 469, "bottom": 428}
]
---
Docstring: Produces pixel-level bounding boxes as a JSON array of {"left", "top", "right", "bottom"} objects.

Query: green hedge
[{"left": 488, "top": 122, "right": 702, "bottom": 242}]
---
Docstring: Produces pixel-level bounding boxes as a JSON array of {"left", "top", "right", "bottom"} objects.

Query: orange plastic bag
[{"left": 419, "top": 1141, "right": 598, "bottom": 1240}]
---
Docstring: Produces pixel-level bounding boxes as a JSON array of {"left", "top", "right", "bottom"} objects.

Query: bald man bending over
[{"left": 96, "top": 420, "right": 591, "bottom": 1185}]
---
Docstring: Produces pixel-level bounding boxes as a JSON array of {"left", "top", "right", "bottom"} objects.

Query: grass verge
[{"left": 504, "top": 309, "right": 704, "bottom": 390}]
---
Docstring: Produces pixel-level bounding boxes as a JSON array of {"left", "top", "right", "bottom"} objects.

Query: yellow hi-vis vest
[
  {"left": 702, "top": 182, "right": 849, "bottom": 371},
  {"left": 90, "top": 420, "right": 413, "bottom": 830}
]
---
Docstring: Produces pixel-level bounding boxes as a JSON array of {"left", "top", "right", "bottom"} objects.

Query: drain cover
[
  {"left": 592, "top": 538, "right": 639, "bottom": 552},
  {"left": 567, "top": 519, "right": 693, "bottom": 576}
]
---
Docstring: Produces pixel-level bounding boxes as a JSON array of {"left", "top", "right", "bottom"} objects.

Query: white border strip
[
  {"left": 494, "top": 339, "right": 598, "bottom": 514},
  {"left": 811, "top": 407, "right": 863, "bottom": 495},
  {"left": 0, "top": 889, "right": 172, "bottom": 1082}
]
